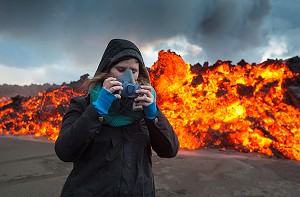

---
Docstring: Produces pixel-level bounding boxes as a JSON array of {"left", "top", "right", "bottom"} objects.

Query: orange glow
[
  {"left": 149, "top": 51, "right": 300, "bottom": 160},
  {"left": 0, "top": 86, "right": 82, "bottom": 141},
  {"left": 0, "top": 51, "right": 300, "bottom": 160}
]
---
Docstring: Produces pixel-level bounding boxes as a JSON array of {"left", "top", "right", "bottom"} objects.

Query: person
[{"left": 55, "top": 38, "right": 179, "bottom": 197}]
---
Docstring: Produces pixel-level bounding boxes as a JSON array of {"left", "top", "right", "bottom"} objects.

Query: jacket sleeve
[
  {"left": 55, "top": 97, "right": 103, "bottom": 162},
  {"left": 144, "top": 108, "right": 179, "bottom": 158}
]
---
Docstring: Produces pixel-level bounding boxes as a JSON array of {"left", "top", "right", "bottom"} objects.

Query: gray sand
[{"left": 0, "top": 136, "right": 300, "bottom": 197}]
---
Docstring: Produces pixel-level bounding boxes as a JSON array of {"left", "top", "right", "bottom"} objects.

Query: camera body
[{"left": 120, "top": 82, "right": 140, "bottom": 98}]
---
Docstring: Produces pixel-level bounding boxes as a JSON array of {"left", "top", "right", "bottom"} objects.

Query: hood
[{"left": 94, "top": 39, "right": 149, "bottom": 81}]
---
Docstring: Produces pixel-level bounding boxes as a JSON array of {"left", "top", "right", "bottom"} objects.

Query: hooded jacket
[{"left": 55, "top": 39, "right": 179, "bottom": 197}]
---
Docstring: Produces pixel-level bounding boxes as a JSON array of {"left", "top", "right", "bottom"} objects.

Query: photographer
[{"left": 55, "top": 38, "right": 179, "bottom": 196}]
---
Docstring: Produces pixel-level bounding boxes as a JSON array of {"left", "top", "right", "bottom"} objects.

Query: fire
[
  {"left": 0, "top": 51, "right": 299, "bottom": 160},
  {"left": 149, "top": 50, "right": 300, "bottom": 160}
]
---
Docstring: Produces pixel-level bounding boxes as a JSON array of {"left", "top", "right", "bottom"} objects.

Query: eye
[
  {"left": 131, "top": 69, "right": 138, "bottom": 73},
  {"left": 117, "top": 68, "right": 126, "bottom": 72}
]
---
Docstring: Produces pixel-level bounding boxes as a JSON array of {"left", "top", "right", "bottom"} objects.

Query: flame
[
  {"left": 149, "top": 50, "right": 300, "bottom": 160},
  {"left": 0, "top": 51, "right": 300, "bottom": 160}
]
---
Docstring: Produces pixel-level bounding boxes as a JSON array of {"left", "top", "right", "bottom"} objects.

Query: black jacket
[{"left": 55, "top": 96, "right": 179, "bottom": 196}]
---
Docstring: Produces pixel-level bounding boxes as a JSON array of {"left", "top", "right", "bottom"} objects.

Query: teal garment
[{"left": 90, "top": 83, "right": 156, "bottom": 127}]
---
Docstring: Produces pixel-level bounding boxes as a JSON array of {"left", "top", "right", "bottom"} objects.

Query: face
[{"left": 109, "top": 58, "right": 139, "bottom": 80}]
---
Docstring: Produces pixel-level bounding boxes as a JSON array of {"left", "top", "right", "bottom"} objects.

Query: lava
[
  {"left": 1, "top": 51, "right": 300, "bottom": 160},
  {"left": 149, "top": 51, "right": 300, "bottom": 160}
]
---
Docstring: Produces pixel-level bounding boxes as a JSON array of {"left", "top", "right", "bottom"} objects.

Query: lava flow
[
  {"left": 0, "top": 86, "right": 83, "bottom": 141},
  {"left": 0, "top": 51, "right": 300, "bottom": 160},
  {"left": 149, "top": 51, "right": 300, "bottom": 160}
]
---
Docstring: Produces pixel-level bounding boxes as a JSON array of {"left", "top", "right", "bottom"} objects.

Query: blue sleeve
[
  {"left": 143, "top": 88, "right": 158, "bottom": 119},
  {"left": 92, "top": 88, "right": 116, "bottom": 116},
  {"left": 143, "top": 102, "right": 158, "bottom": 120}
]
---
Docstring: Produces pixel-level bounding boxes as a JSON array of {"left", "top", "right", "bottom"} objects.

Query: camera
[{"left": 120, "top": 82, "right": 140, "bottom": 98}]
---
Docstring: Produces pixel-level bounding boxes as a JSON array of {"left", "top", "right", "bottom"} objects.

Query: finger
[
  {"left": 138, "top": 85, "right": 152, "bottom": 92},
  {"left": 108, "top": 85, "right": 123, "bottom": 93},
  {"left": 136, "top": 89, "right": 153, "bottom": 98},
  {"left": 134, "top": 96, "right": 153, "bottom": 103},
  {"left": 140, "top": 85, "right": 152, "bottom": 89},
  {"left": 103, "top": 77, "right": 117, "bottom": 84},
  {"left": 103, "top": 78, "right": 113, "bottom": 88},
  {"left": 109, "top": 80, "right": 122, "bottom": 87},
  {"left": 114, "top": 94, "right": 121, "bottom": 99},
  {"left": 104, "top": 77, "right": 119, "bottom": 83},
  {"left": 140, "top": 85, "right": 153, "bottom": 91},
  {"left": 103, "top": 78, "right": 122, "bottom": 88}
]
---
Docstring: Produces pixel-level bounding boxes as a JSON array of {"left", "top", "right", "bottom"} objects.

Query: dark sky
[{"left": 1, "top": 0, "right": 299, "bottom": 85}]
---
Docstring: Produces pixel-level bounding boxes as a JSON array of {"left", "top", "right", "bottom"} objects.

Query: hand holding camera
[
  {"left": 102, "top": 77, "right": 123, "bottom": 99},
  {"left": 134, "top": 85, "right": 154, "bottom": 107},
  {"left": 135, "top": 85, "right": 158, "bottom": 119},
  {"left": 119, "top": 82, "right": 141, "bottom": 98},
  {"left": 103, "top": 69, "right": 154, "bottom": 108}
]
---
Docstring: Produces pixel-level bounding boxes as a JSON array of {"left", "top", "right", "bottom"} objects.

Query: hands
[
  {"left": 102, "top": 77, "right": 123, "bottom": 99},
  {"left": 103, "top": 77, "right": 154, "bottom": 106},
  {"left": 134, "top": 85, "right": 154, "bottom": 107},
  {"left": 95, "top": 80, "right": 157, "bottom": 118},
  {"left": 135, "top": 85, "right": 158, "bottom": 119},
  {"left": 103, "top": 77, "right": 154, "bottom": 107}
]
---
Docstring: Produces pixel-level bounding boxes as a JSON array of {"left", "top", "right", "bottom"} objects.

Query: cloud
[
  {"left": 189, "top": 0, "right": 272, "bottom": 63},
  {"left": 0, "top": 0, "right": 299, "bottom": 84},
  {"left": 141, "top": 36, "right": 203, "bottom": 66},
  {"left": 261, "top": 36, "right": 288, "bottom": 61},
  {"left": 0, "top": 63, "right": 83, "bottom": 85}
]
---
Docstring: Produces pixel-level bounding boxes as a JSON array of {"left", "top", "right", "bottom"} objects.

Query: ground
[{"left": 0, "top": 136, "right": 300, "bottom": 197}]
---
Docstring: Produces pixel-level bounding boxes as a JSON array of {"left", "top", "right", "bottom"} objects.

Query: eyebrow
[{"left": 115, "top": 65, "right": 126, "bottom": 69}]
